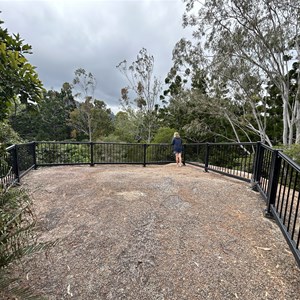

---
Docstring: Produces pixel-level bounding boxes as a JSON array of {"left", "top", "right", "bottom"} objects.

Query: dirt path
[{"left": 14, "top": 164, "right": 300, "bottom": 299}]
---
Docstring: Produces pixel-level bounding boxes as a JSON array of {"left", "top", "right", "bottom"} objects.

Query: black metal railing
[
  {"left": 0, "top": 142, "right": 35, "bottom": 190},
  {"left": 1, "top": 140, "right": 300, "bottom": 267},
  {"left": 0, "top": 145, "right": 16, "bottom": 189},
  {"left": 35, "top": 142, "right": 174, "bottom": 167},
  {"left": 36, "top": 142, "right": 91, "bottom": 166},
  {"left": 184, "top": 142, "right": 256, "bottom": 182},
  {"left": 253, "top": 143, "right": 300, "bottom": 267}
]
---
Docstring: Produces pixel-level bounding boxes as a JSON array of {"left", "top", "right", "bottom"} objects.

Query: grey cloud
[{"left": 1, "top": 0, "right": 191, "bottom": 112}]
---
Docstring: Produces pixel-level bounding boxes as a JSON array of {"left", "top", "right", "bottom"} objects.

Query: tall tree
[
  {"left": 182, "top": 0, "right": 300, "bottom": 145},
  {"left": 69, "top": 69, "right": 114, "bottom": 142},
  {"left": 117, "top": 48, "right": 162, "bottom": 143},
  {"left": 69, "top": 99, "right": 113, "bottom": 141},
  {"left": 71, "top": 68, "right": 97, "bottom": 141}
]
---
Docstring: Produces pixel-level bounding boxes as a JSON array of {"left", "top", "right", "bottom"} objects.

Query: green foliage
[
  {"left": 10, "top": 86, "right": 76, "bottom": 142},
  {"left": 101, "top": 134, "right": 128, "bottom": 143},
  {"left": 0, "top": 188, "right": 35, "bottom": 268},
  {"left": 0, "top": 19, "right": 43, "bottom": 121},
  {"left": 112, "top": 111, "right": 136, "bottom": 143},
  {"left": 282, "top": 144, "right": 300, "bottom": 165},
  {"left": 179, "top": 0, "right": 300, "bottom": 145},
  {"left": 0, "top": 121, "right": 23, "bottom": 146},
  {"left": 152, "top": 127, "right": 176, "bottom": 143},
  {"left": 69, "top": 99, "right": 114, "bottom": 141},
  {"left": 0, "top": 187, "right": 52, "bottom": 299}
]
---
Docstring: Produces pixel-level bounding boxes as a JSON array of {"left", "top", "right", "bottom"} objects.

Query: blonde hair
[{"left": 174, "top": 132, "right": 180, "bottom": 138}]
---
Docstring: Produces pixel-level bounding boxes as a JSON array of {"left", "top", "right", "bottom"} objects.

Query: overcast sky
[{"left": 0, "top": 0, "right": 192, "bottom": 113}]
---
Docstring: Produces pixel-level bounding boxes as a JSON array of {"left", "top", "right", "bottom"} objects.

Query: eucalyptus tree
[
  {"left": 181, "top": 0, "right": 300, "bottom": 145},
  {"left": 117, "top": 48, "right": 162, "bottom": 143},
  {"left": 69, "top": 69, "right": 114, "bottom": 141},
  {"left": 71, "top": 68, "right": 97, "bottom": 141},
  {"left": 69, "top": 98, "right": 114, "bottom": 141},
  {"left": 210, "top": 56, "right": 273, "bottom": 145}
]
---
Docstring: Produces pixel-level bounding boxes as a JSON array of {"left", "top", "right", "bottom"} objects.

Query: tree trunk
[
  {"left": 88, "top": 114, "right": 92, "bottom": 142},
  {"left": 282, "top": 87, "right": 290, "bottom": 146},
  {"left": 296, "top": 100, "right": 300, "bottom": 144}
]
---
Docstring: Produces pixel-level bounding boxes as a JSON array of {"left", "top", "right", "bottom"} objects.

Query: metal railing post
[
  {"left": 90, "top": 142, "right": 94, "bottom": 166},
  {"left": 12, "top": 145, "right": 20, "bottom": 183},
  {"left": 32, "top": 142, "right": 37, "bottom": 169},
  {"left": 143, "top": 144, "right": 147, "bottom": 167},
  {"left": 204, "top": 142, "right": 209, "bottom": 172},
  {"left": 265, "top": 150, "right": 281, "bottom": 218},
  {"left": 252, "top": 142, "right": 264, "bottom": 189}
]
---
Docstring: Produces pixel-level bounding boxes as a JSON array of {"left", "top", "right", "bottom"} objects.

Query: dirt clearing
[{"left": 12, "top": 164, "right": 300, "bottom": 299}]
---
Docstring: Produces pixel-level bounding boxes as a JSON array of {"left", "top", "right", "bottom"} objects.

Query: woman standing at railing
[{"left": 172, "top": 132, "right": 183, "bottom": 167}]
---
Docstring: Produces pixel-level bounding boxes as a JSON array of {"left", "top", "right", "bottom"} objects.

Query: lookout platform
[{"left": 15, "top": 164, "right": 300, "bottom": 299}]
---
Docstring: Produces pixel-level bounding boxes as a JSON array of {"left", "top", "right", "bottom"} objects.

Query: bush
[
  {"left": 152, "top": 127, "right": 177, "bottom": 143},
  {"left": 282, "top": 144, "right": 300, "bottom": 165},
  {"left": 0, "top": 187, "right": 54, "bottom": 298}
]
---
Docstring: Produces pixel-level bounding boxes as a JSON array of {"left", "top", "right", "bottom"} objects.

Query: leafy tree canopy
[
  {"left": 0, "top": 18, "right": 43, "bottom": 121},
  {"left": 152, "top": 127, "right": 177, "bottom": 144}
]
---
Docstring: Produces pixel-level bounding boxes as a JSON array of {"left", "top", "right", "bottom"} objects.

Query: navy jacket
[{"left": 172, "top": 137, "right": 183, "bottom": 153}]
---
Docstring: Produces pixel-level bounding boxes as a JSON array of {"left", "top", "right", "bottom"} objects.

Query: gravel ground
[{"left": 11, "top": 164, "right": 300, "bottom": 299}]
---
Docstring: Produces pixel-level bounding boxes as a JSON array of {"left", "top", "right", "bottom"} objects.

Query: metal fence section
[
  {"left": 36, "top": 142, "right": 91, "bottom": 166},
  {"left": 0, "top": 142, "right": 35, "bottom": 189},
  {"left": 254, "top": 144, "right": 300, "bottom": 267},
  {"left": 92, "top": 142, "right": 144, "bottom": 164},
  {"left": 145, "top": 144, "right": 174, "bottom": 164},
  {"left": 272, "top": 152, "right": 300, "bottom": 266},
  {"left": 184, "top": 143, "right": 206, "bottom": 167},
  {"left": 0, "top": 145, "right": 16, "bottom": 189},
  {"left": 252, "top": 143, "right": 274, "bottom": 199},
  {"left": 35, "top": 142, "right": 174, "bottom": 167},
  {"left": 184, "top": 142, "right": 256, "bottom": 182}
]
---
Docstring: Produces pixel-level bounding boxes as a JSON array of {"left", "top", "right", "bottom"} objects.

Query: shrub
[
  {"left": 0, "top": 187, "right": 53, "bottom": 299},
  {"left": 282, "top": 144, "right": 300, "bottom": 165}
]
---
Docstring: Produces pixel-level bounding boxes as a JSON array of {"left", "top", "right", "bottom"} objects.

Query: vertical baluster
[
  {"left": 228, "top": 144, "right": 231, "bottom": 174},
  {"left": 263, "top": 150, "right": 271, "bottom": 192},
  {"left": 261, "top": 150, "right": 267, "bottom": 191},
  {"left": 279, "top": 162, "right": 289, "bottom": 218},
  {"left": 220, "top": 145, "right": 224, "bottom": 172},
  {"left": 291, "top": 175, "right": 299, "bottom": 241},
  {"left": 276, "top": 160, "right": 285, "bottom": 211},
  {"left": 109, "top": 143, "right": 111, "bottom": 163},
  {"left": 283, "top": 168, "right": 294, "bottom": 225},
  {"left": 261, "top": 150, "right": 269, "bottom": 191},
  {"left": 231, "top": 144, "right": 235, "bottom": 174},
  {"left": 231, "top": 145, "right": 235, "bottom": 175},
  {"left": 287, "top": 172, "right": 298, "bottom": 234}
]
